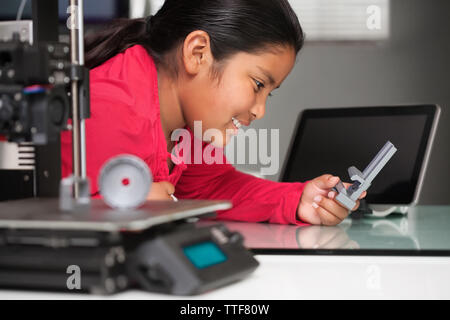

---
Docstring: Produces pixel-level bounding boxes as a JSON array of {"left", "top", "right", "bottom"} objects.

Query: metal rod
[
  {"left": 77, "top": 0, "right": 87, "bottom": 179},
  {"left": 69, "top": 0, "right": 84, "bottom": 197}
]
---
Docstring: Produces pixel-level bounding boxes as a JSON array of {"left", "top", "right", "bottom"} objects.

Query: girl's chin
[
  {"left": 197, "top": 125, "right": 237, "bottom": 147},
  {"left": 208, "top": 133, "right": 227, "bottom": 148},
  {"left": 208, "top": 130, "right": 238, "bottom": 148}
]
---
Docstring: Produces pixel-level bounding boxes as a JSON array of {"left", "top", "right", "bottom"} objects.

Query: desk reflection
[
  {"left": 296, "top": 224, "right": 359, "bottom": 249},
  {"left": 199, "top": 213, "right": 420, "bottom": 251}
]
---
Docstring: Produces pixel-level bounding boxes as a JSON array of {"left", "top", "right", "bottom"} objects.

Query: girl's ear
[{"left": 181, "top": 30, "right": 213, "bottom": 76}]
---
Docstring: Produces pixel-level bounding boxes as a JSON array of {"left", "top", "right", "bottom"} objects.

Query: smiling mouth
[{"left": 231, "top": 117, "right": 243, "bottom": 129}]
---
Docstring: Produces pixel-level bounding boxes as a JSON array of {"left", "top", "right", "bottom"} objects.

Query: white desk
[
  {"left": 2, "top": 206, "right": 450, "bottom": 299},
  {"left": 1, "top": 255, "right": 450, "bottom": 299}
]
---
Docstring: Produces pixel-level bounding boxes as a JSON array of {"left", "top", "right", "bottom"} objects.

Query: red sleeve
[{"left": 174, "top": 135, "right": 310, "bottom": 226}]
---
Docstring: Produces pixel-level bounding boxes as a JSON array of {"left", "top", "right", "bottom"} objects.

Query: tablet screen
[{"left": 282, "top": 105, "right": 438, "bottom": 204}]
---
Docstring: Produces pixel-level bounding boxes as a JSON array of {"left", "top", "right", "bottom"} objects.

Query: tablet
[{"left": 281, "top": 105, "right": 440, "bottom": 205}]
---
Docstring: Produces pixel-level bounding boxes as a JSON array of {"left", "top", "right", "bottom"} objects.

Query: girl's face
[{"left": 177, "top": 33, "right": 297, "bottom": 147}]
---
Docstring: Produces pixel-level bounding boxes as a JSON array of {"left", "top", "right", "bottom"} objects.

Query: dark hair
[{"left": 85, "top": 0, "right": 305, "bottom": 73}]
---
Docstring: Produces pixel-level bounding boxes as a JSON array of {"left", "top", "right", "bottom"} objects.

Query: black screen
[{"left": 282, "top": 106, "right": 437, "bottom": 204}]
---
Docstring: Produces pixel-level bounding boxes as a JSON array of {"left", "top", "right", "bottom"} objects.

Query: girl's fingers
[
  {"left": 312, "top": 204, "right": 342, "bottom": 226},
  {"left": 327, "top": 190, "right": 363, "bottom": 210},
  {"left": 313, "top": 195, "right": 349, "bottom": 221},
  {"left": 316, "top": 207, "right": 342, "bottom": 226},
  {"left": 158, "top": 181, "right": 175, "bottom": 195},
  {"left": 313, "top": 183, "right": 366, "bottom": 226},
  {"left": 313, "top": 175, "right": 340, "bottom": 190},
  {"left": 147, "top": 181, "right": 175, "bottom": 200},
  {"left": 352, "top": 200, "right": 361, "bottom": 211}
]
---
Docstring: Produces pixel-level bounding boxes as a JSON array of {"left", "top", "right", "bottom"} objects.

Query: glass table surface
[{"left": 201, "top": 206, "right": 450, "bottom": 255}]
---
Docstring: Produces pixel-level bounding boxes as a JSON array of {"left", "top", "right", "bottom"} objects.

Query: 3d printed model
[{"left": 333, "top": 141, "right": 398, "bottom": 210}]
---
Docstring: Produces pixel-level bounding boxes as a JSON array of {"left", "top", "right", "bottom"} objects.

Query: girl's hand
[
  {"left": 297, "top": 174, "right": 367, "bottom": 226},
  {"left": 147, "top": 181, "right": 175, "bottom": 200}
]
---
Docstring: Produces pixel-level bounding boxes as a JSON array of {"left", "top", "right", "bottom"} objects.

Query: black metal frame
[{"left": 32, "top": 0, "right": 61, "bottom": 197}]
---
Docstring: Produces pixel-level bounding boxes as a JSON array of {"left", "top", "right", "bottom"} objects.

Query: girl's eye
[
  {"left": 255, "top": 80, "right": 265, "bottom": 90},
  {"left": 255, "top": 80, "right": 273, "bottom": 97},
  {"left": 254, "top": 79, "right": 273, "bottom": 97}
]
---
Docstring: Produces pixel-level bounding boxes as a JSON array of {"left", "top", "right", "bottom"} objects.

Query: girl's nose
[{"left": 250, "top": 100, "right": 266, "bottom": 120}]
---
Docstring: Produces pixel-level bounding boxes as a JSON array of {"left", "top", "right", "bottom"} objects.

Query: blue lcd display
[{"left": 183, "top": 242, "right": 227, "bottom": 269}]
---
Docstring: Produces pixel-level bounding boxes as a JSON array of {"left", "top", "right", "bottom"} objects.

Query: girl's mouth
[
  {"left": 231, "top": 117, "right": 243, "bottom": 129},
  {"left": 227, "top": 117, "right": 242, "bottom": 136}
]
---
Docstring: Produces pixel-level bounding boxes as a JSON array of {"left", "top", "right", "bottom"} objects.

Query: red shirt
[{"left": 61, "top": 45, "right": 308, "bottom": 225}]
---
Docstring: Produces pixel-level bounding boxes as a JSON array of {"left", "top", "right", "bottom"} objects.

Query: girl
[{"left": 61, "top": 0, "right": 365, "bottom": 226}]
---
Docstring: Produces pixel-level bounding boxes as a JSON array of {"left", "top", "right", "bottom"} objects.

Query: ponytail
[{"left": 85, "top": 18, "right": 150, "bottom": 69}]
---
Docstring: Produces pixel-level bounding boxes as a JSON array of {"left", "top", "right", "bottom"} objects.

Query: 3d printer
[{"left": 0, "top": 0, "right": 258, "bottom": 295}]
